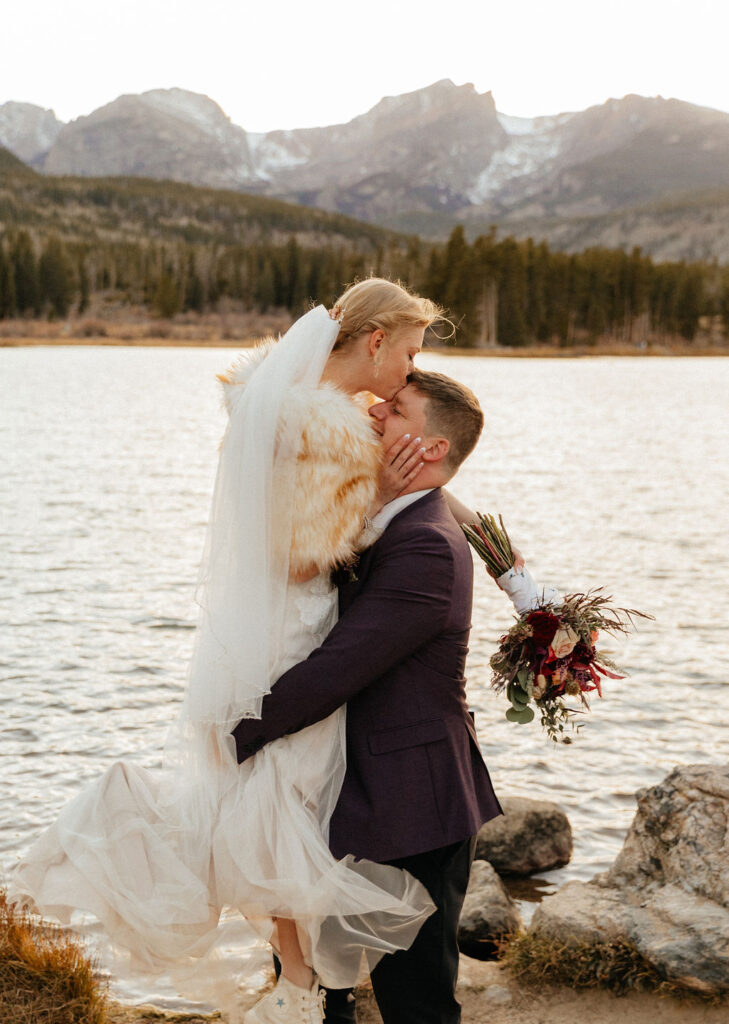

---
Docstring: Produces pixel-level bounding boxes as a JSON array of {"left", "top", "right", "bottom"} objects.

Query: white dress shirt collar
[{"left": 371, "top": 489, "right": 435, "bottom": 532}]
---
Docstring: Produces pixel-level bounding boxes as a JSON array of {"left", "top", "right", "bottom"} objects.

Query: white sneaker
[{"left": 244, "top": 974, "right": 325, "bottom": 1024}]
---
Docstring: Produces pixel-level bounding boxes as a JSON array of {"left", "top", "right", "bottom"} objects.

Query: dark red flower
[
  {"left": 526, "top": 611, "right": 560, "bottom": 646},
  {"left": 573, "top": 641, "right": 594, "bottom": 664}
]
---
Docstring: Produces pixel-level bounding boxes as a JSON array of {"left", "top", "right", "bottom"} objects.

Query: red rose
[{"left": 526, "top": 611, "right": 560, "bottom": 646}]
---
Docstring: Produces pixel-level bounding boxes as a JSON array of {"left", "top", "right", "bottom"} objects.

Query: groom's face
[{"left": 368, "top": 384, "right": 429, "bottom": 450}]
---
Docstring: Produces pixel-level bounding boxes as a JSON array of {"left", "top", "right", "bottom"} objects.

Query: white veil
[{"left": 183, "top": 304, "right": 340, "bottom": 734}]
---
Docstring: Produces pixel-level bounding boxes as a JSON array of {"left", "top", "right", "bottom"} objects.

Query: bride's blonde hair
[{"left": 330, "top": 278, "right": 446, "bottom": 351}]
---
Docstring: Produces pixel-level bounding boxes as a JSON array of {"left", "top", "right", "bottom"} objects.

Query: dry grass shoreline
[
  {"left": 1, "top": 309, "right": 728, "bottom": 356},
  {"left": 2, "top": 891, "right": 725, "bottom": 1024},
  {"left": 2, "top": 335, "right": 728, "bottom": 357}
]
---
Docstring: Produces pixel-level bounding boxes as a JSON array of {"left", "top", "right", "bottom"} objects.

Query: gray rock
[
  {"left": 458, "top": 860, "right": 523, "bottom": 956},
  {"left": 475, "top": 797, "right": 572, "bottom": 875},
  {"left": 529, "top": 764, "right": 729, "bottom": 996},
  {"left": 606, "top": 763, "right": 729, "bottom": 906}
]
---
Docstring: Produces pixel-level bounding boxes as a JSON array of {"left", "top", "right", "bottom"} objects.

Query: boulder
[
  {"left": 529, "top": 764, "right": 729, "bottom": 996},
  {"left": 605, "top": 762, "right": 729, "bottom": 904},
  {"left": 475, "top": 797, "right": 572, "bottom": 875},
  {"left": 457, "top": 860, "right": 523, "bottom": 957}
]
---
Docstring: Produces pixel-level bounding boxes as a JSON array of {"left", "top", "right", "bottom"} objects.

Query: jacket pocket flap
[{"left": 368, "top": 719, "right": 448, "bottom": 755}]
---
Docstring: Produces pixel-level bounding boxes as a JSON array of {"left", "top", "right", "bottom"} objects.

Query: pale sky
[{"left": 4, "top": 0, "right": 729, "bottom": 131}]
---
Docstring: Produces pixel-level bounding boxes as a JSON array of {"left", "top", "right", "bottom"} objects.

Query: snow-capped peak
[{"left": 496, "top": 113, "right": 537, "bottom": 136}]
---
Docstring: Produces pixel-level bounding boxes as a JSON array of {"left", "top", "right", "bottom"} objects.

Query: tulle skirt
[{"left": 8, "top": 576, "right": 434, "bottom": 1005}]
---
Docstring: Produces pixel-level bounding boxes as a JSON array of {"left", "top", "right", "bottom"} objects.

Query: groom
[{"left": 233, "top": 368, "right": 502, "bottom": 1024}]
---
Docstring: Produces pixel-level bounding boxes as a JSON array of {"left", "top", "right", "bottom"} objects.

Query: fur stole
[{"left": 218, "top": 342, "right": 381, "bottom": 576}]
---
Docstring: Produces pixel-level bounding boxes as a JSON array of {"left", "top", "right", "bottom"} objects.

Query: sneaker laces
[
  {"left": 314, "top": 986, "right": 326, "bottom": 1022},
  {"left": 282, "top": 978, "right": 324, "bottom": 1023}
]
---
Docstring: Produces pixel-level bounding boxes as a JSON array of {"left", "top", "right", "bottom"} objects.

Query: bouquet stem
[{"left": 462, "top": 513, "right": 515, "bottom": 578}]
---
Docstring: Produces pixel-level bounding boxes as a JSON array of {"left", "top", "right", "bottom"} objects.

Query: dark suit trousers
[{"left": 320, "top": 836, "right": 476, "bottom": 1024}]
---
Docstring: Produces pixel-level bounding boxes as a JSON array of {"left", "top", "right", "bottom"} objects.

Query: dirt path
[{"left": 108, "top": 957, "right": 728, "bottom": 1024}]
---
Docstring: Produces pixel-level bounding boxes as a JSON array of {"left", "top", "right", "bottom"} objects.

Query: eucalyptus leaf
[
  {"left": 505, "top": 706, "right": 535, "bottom": 724},
  {"left": 510, "top": 686, "right": 530, "bottom": 708}
]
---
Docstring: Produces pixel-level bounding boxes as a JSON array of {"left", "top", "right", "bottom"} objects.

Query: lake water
[{"left": 1, "top": 347, "right": 728, "bottom": 1009}]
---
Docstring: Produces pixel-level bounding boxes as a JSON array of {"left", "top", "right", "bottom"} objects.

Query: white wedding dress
[{"left": 9, "top": 307, "right": 433, "bottom": 1009}]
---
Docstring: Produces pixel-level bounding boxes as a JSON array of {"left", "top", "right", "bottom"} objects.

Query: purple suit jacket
[{"left": 232, "top": 488, "right": 502, "bottom": 862}]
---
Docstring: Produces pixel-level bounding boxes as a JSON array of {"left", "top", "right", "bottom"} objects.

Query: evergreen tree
[
  {"left": 10, "top": 231, "right": 40, "bottom": 315},
  {"left": 153, "top": 270, "right": 181, "bottom": 318},
  {"left": 77, "top": 254, "right": 90, "bottom": 314},
  {"left": 496, "top": 238, "right": 527, "bottom": 346},
  {"left": 0, "top": 244, "right": 17, "bottom": 318},
  {"left": 580, "top": 251, "right": 609, "bottom": 342},
  {"left": 183, "top": 251, "right": 205, "bottom": 312},
  {"left": 283, "top": 236, "right": 305, "bottom": 311},
  {"left": 719, "top": 269, "right": 729, "bottom": 338},
  {"left": 38, "top": 235, "right": 74, "bottom": 318},
  {"left": 432, "top": 227, "right": 480, "bottom": 345},
  {"left": 525, "top": 240, "right": 550, "bottom": 342},
  {"left": 675, "top": 266, "right": 703, "bottom": 341},
  {"left": 624, "top": 247, "right": 649, "bottom": 341},
  {"left": 471, "top": 229, "right": 500, "bottom": 347},
  {"left": 543, "top": 252, "right": 572, "bottom": 343},
  {"left": 255, "top": 255, "right": 275, "bottom": 312}
]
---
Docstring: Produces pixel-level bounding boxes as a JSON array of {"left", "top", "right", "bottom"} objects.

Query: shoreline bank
[
  {"left": 2, "top": 335, "right": 728, "bottom": 357},
  {"left": 107, "top": 959, "right": 728, "bottom": 1024}
]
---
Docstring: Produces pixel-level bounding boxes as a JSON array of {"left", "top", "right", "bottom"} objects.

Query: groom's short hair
[{"left": 408, "top": 369, "right": 483, "bottom": 471}]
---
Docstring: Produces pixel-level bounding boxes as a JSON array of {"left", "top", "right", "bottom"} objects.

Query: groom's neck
[{"left": 399, "top": 468, "right": 448, "bottom": 497}]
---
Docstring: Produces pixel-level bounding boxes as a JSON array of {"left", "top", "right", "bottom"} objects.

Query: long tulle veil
[
  {"left": 158, "top": 302, "right": 345, "bottom": 950},
  {"left": 184, "top": 303, "right": 341, "bottom": 731}
]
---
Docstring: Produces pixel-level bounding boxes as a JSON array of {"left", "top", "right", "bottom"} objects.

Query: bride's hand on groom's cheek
[{"left": 375, "top": 434, "right": 426, "bottom": 509}]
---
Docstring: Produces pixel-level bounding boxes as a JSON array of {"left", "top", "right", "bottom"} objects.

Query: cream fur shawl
[{"left": 218, "top": 341, "right": 381, "bottom": 576}]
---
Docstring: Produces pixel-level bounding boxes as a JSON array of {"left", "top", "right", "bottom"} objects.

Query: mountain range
[{"left": 3, "top": 81, "right": 729, "bottom": 261}]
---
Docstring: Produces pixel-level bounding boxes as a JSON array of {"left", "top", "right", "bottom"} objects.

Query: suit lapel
[{"left": 338, "top": 489, "right": 444, "bottom": 614}]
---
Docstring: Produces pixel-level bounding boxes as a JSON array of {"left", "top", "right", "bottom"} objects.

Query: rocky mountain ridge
[
  {"left": 0, "top": 100, "right": 62, "bottom": 163},
  {"left": 3, "top": 81, "right": 729, "bottom": 259}
]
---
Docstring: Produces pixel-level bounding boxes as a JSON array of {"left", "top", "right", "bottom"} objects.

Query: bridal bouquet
[{"left": 463, "top": 514, "right": 650, "bottom": 742}]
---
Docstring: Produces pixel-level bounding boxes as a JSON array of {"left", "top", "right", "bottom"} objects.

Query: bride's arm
[
  {"left": 443, "top": 489, "right": 525, "bottom": 570},
  {"left": 442, "top": 489, "right": 478, "bottom": 527}
]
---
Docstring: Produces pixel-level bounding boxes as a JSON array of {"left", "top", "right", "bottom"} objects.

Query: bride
[{"left": 10, "top": 278, "right": 453, "bottom": 1023}]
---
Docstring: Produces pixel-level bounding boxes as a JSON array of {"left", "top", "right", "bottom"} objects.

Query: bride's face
[{"left": 370, "top": 325, "right": 424, "bottom": 400}]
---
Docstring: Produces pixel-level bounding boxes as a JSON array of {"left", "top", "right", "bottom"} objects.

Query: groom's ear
[{"left": 422, "top": 437, "right": 450, "bottom": 463}]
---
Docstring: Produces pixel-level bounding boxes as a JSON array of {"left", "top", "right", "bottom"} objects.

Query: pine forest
[{"left": 1, "top": 154, "right": 728, "bottom": 347}]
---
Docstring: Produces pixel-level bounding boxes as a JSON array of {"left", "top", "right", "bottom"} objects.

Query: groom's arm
[{"left": 232, "top": 526, "right": 455, "bottom": 763}]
